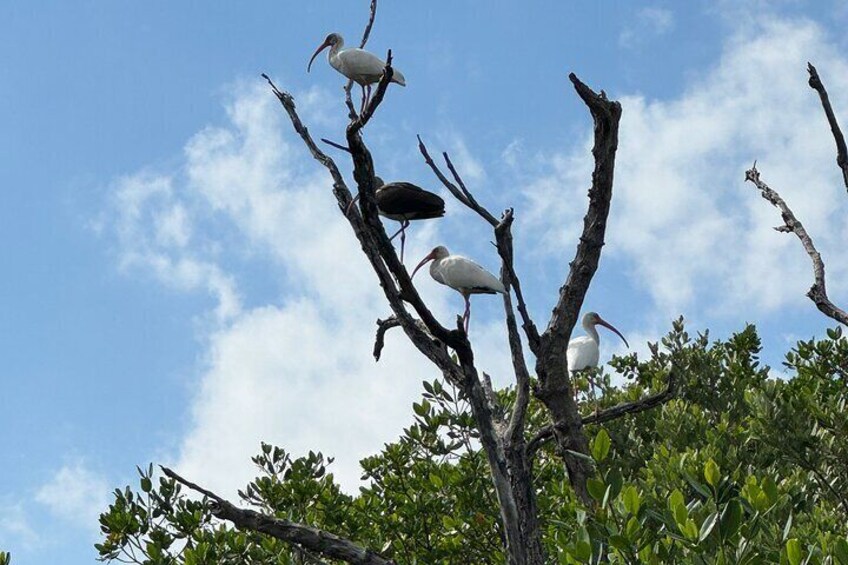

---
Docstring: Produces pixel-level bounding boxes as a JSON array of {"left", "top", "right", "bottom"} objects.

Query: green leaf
[
  {"left": 833, "top": 538, "right": 848, "bottom": 565},
  {"left": 786, "top": 538, "right": 802, "bottom": 565},
  {"left": 761, "top": 475, "right": 778, "bottom": 505},
  {"left": 719, "top": 499, "right": 742, "bottom": 541},
  {"left": 573, "top": 540, "right": 592, "bottom": 561},
  {"left": 429, "top": 473, "right": 443, "bottom": 489},
  {"left": 699, "top": 511, "right": 719, "bottom": 542},
  {"left": 587, "top": 478, "right": 606, "bottom": 501},
  {"left": 669, "top": 489, "right": 685, "bottom": 512},
  {"left": 592, "top": 429, "right": 611, "bottom": 462},
  {"left": 622, "top": 485, "right": 641, "bottom": 516},
  {"left": 673, "top": 503, "right": 689, "bottom": 531},
  {"left": 704, "top": 459, "right": 720, "bottom": 488},
  {"left": 684, "top": 519, "right": 699, "bottom": 541}
]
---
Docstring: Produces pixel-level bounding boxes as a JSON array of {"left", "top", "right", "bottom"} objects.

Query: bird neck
[
  {"left": 584, "top": 320, "right": 600, "bottom": 343},
  {"left": 328, "top": 39, "right": 344, "bottom": 60}
]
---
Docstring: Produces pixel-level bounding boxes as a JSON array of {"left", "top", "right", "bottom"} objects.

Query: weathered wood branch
[
  {"left": 359, "top": 0, "right": 378, "bottom": 49},
  {"left": 416, "top": 139, "right": 544, "bottom": 562},
  {"left": 807, "top": 63, "right": 848, "bottom": 192},
  {"left": 531, "top": 73, "right": 622, "bottom": 506},
  {"left": 161, "top": 467, "right": 395, "bottom": 565},
  {"left": 339, "top": 74, "right": 529, "bottom": 564},
  {"left": 745, "top": 165, "right": 847, "bottom": 325},
  {"left": 373, "top": 316, "right": 401, "bottom": 361}
]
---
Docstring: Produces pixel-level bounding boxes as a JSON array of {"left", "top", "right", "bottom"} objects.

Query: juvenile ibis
[
  {"left": 412, "top": 246, "right": 505, "bottom": 333},
  {"left": 307, "top": 33, "right": 406, "bottom": 113},
  {"left": 568, "top": 312, "right": 629, "bottom": 405},
  {"left": 346, "top": 177, "right": 445, "bottom": 261}
]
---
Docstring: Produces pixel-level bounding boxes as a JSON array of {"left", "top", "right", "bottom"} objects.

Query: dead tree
[
  {"left": 745, "top": 63, "right": 848, "bottom": 327},
  {"left": 162, "top": 3, "right": 679, "bottom": 563}
]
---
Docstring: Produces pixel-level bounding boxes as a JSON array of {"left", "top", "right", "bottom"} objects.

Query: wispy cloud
[
  {"left": 0, "top": 500, "right": 38, "bottom": 550},
  {"left": 620, "top": 7, "right": 675, "bottom": 48},
  {"left": 35, "top": 461, "right": 110, "bottom": 537}
]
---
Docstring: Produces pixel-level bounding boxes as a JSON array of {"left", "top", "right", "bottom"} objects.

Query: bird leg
[
  {"left": 463, "top": 294, "right": 471, "bottom": 334},
  {"left": 359, "top": 85, "right": 368, "bottom": 114},
  {"left": 387, "top": 220, "right": 410, "bottom": 262},
  {"left": 360, "top": 84, "right": 374, "bottom": 114}
]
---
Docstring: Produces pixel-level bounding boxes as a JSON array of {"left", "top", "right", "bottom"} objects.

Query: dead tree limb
[
  {"left": 531, "top": 74, "right": 622, "bottom": 505},
  {"left": 340, "top": 64, "right": 530, "bottom": 565},
  {"left": 527, "top": 363, "right": 679, "bottom": 461},
  {"left": 161, "top": 467, "right": 395, "bottom": 565},
  {"left": 744, "top": 165, "right": 847, "bottom": 325},
  {"left": 807, "top": 63, "right": 848, "bottom": 191}
]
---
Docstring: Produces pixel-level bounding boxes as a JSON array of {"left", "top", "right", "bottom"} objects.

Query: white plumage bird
[
  {"left": 568, "top": 312, "right": 629, "bottom": 403},
  {"left": 411, "top": 246, "right": 505, "bottom": 333},
  {"left": 307, "top": 33, "right": 406, "bottom": 113}
]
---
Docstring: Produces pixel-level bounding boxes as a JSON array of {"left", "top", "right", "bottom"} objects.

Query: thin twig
[
  {"left": 744, "top": 164, "right": 847, "bottom": 325},
  {"left": 321, "top": 138, "right": 352, "bottom": 153},
  {"left": 360, "top": 0, "right": 378, "bottom": 49}
]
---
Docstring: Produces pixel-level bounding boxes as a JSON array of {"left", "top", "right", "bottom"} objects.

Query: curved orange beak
[
  {"left": 411, "top": 250, "right": 436, "bottom": 279},
  {"left": 307, "top": 39, "right": 331, "bottom": 72},
  {"left": 597, "top": 317, "right": 629, "bottom": 348}
]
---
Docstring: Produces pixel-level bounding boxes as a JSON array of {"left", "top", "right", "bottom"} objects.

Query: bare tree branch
[
  {"left": 415, "top": 142, "right": 545, "bottom": 562},
  {"left": 373, "top": 317, "right": 401, "bottom": 361},
  {"left": 351, "top": 50, "right": 394, "bottom": 133},
  {"left": 321, "top": 138, "right": 352, "bottom": 153},
  {"left": 161, "top": 467, "right": 395, "bottom": 565},
  {"left": 808, "top": 63, "right": 848, "bottom": 191},
  {"left": 527, "top": 364, "right": 679, "bottom": 461},
  {"left": 530, "top": 73, "right": 622, "bottom": 505},
  {"left": 341, "top": 73, "right": 528, "bottom": 565},
  {"left": 359, "top": 0, "right": 378, "bottom": 48},
  {"left": 745, "top": 164, "right": 847, "bottom": 326}
]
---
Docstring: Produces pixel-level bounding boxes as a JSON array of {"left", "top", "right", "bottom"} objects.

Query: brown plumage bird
[{"left": 347, "top": 177, "right": 445, "bottom": 261}]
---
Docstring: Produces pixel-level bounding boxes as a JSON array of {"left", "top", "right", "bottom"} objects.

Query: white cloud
[
  {"left": 35, "top": 462, "right": 110, "bottom": 536},
  {"left": 525, "top": 16, "right": 848, "bottom": 323},
  {"left": 0, "top": 501, "right": 37, "bottom": 550},
  {"left": 620, "top": 7, "right": 675, "bottom": 48}
]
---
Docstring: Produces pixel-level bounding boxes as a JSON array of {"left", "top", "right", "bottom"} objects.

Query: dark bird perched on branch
[{"left": 347, "top": 177, "right": 445, "bottom": 261}]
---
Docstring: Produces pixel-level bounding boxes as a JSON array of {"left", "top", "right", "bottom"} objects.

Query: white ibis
[
  {"left": 412, "top": 246, "right": 505, "bottom": 333},
  {"left": 568, "top": 312, "right": 629, "bottom": 405},
  {"left": 307, "top": 33, "right": 406, "bottom": 113},
  {"left": 346, "top": 177, "right": 445, "bottom": 261}
]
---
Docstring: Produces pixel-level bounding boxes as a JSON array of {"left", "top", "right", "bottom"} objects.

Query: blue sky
[{"left": 2, "top": 2, "right": 848, "bottom": 563}]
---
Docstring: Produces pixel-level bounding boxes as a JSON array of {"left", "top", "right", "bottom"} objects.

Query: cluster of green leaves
[
  {"left": 0, "top": 551, "right": 10, "bottom": 565},
  {"left": 97, "top": 323, "right": 848, "bottom": 564}
]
